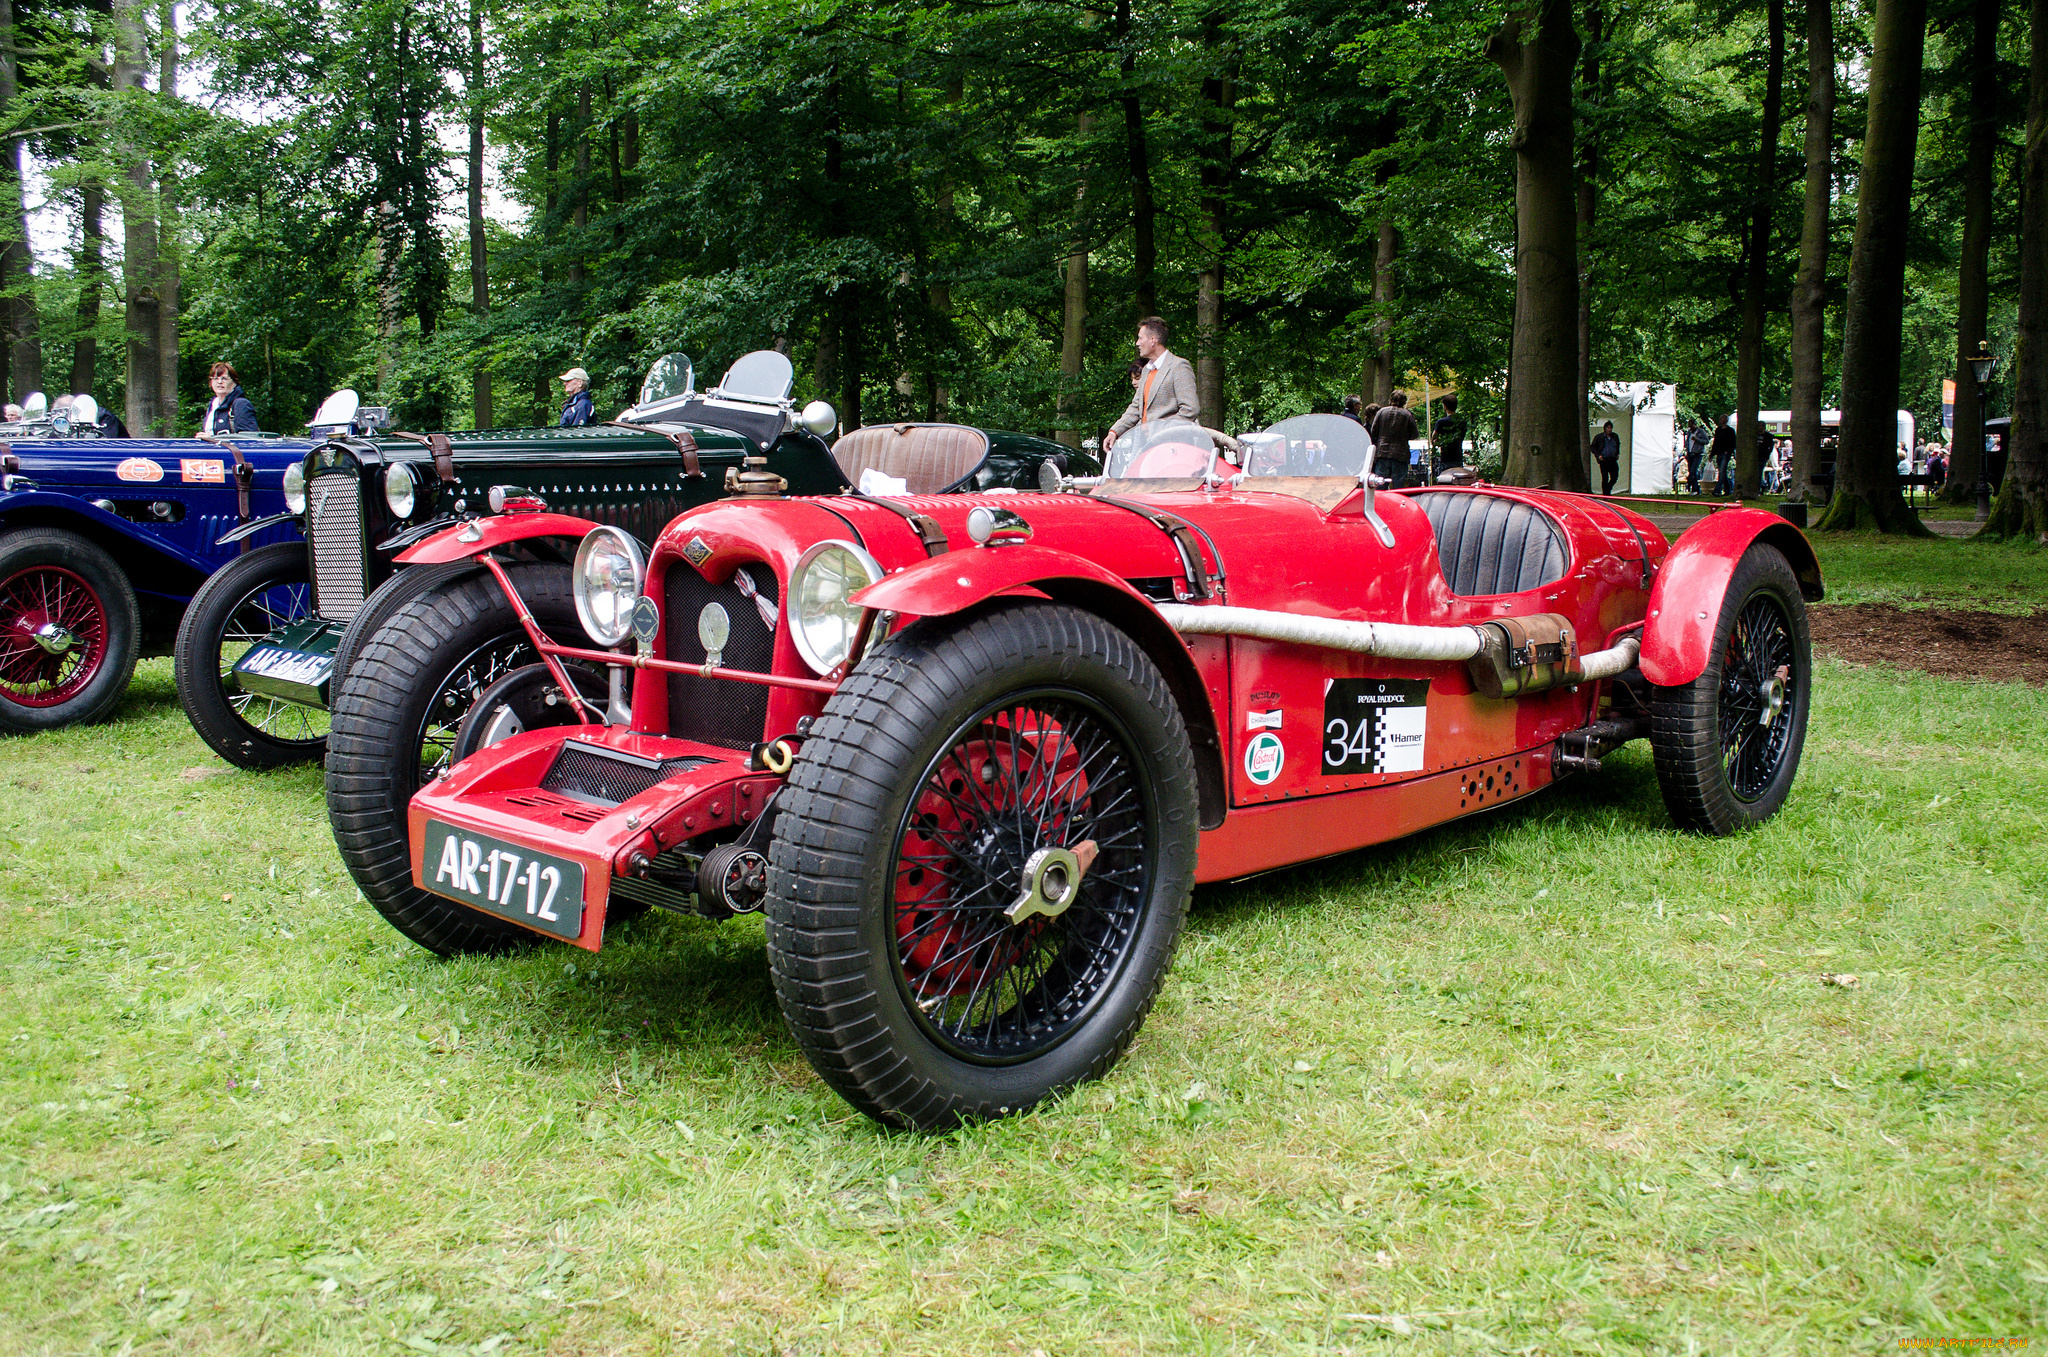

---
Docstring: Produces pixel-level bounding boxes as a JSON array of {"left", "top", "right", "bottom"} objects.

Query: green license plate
[{"left": 421, "top": 821, "right": 586, "bottom": 941}]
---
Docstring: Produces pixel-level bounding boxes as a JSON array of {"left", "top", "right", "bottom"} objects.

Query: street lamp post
[{"left": 1969, "top": 341, "right": 1999, "bottom": 522}]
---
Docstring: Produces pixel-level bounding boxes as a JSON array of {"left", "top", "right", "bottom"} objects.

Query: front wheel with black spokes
[
  {"left": 174, "top": 541, "right": 329, "bottom": 769},
  {"left": 1650, "top": 542, "right": 1813, "bottom": 834},
  {"left": 766, "top": 602, "right": 1200, "bottom": 1130}
]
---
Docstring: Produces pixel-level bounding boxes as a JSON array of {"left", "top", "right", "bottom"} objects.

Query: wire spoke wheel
[
  {"left": 219, "top": 577, "right": 328, "bottom": 748},
  {"left": 891, "top": 690, "right": 1152, "bottom": 1065},
  {"left": 767, "top": 602, "right": 1199, "bottom": 1130},
  {"left": 1719, "top": 593, "right": 1797, "bottom": 801},
  {"left": 1650, "top": 543, "right": 1812, "bottom": 835},
  {"left": 174, "top": 541, "right": 330, "bottom": 768},
  {"left": 0, "top": 528, "right": 139, "bottom": 732},
  {"left": 412, "top": 635, "right": 540, "bottom": 790},
  {"left": 0, "top": 563, "right": 107, "bottom": 706}
]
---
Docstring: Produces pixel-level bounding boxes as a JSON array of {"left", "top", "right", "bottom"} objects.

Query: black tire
[
  {"left": 329, "top": 560, "right": 480, "bottom": 694},
  {"left": 326, "top": 563, "right": 585, "bottom": 955},
  {"left": 0, "top": 527, "right": 140, "bottom": 733},
  {"left": 1649, "top": 543, "right": 1812, "bottom": 834},
  {"left": 765, "top": 602, "right": 1199, "bottom": 1130},
  {"left": 172, "top": 541, "right": 329, "bottom": 769}
]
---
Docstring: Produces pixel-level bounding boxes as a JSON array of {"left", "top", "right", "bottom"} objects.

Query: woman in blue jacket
[{"left": 197, "top": 362, "right": 259, "bottom": 437}]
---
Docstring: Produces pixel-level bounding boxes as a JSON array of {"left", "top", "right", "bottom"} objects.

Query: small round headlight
[
  {"left": 788, "top": 539, "right": 883, "bottom": 675},
  {"left": 383, "top": 462, "right": 417, "bottom": 518},
  {"left": 573, "top": 526, "right": 646, "bottom": 647},
  {"left": 283, "top": 460, "right": 307, "bottom": 515}
]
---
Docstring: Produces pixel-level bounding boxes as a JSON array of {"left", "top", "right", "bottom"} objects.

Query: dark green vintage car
[{"left": 173, "top": 350, "right": 1092, "bottom": 777}]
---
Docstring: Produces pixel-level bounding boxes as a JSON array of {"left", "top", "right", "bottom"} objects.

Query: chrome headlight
[
  {"left": 573, "top": 526, "right": 646, "bottom": 647},
  {"left": 283, "top": 460, "right": 307, "bottom": 514},
  {"left": 789, "top": 539, "right": 883, "bottom": 675},
  {"left": 383, "top": 463, "right": 417, "bottom": 518}
]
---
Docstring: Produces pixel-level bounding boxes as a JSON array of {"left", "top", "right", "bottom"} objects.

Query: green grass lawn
[{"left": 3, "top": 541, "right": 2044, "bottom": 1354}]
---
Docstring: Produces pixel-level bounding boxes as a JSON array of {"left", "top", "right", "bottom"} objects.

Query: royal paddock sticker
[{"left": 1323, "top": 678, "right": 1429, "bottom": 776}]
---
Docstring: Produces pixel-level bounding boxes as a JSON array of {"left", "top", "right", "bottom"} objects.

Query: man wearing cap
[{"left": 558, "top": 367, "right": 595, "bottom": 427}]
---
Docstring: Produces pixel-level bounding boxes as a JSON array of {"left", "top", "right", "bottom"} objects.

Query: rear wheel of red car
[
  {"left": 766, "top": 602, "right": 1199, "bottom": 1130},
  {"left": 173, "top": 541, "right": 329, "bottom": 769},
  {"left": 1649, "top": 543, "right": 1812, "bottom": 835},
  {"left": 326, "top": 563, "right": 586, "bottom": 955},
  {"left": 0, "top": 527, "right": 139, "bottom": 733}
]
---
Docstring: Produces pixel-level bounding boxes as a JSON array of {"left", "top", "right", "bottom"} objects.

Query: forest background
[{"left": 0, "top": 0, "right": 2030, "bottom": 523}]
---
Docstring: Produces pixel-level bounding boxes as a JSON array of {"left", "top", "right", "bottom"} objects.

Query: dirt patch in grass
[{"left": 1811, "top": 603, "right": 2048, "bottom": 685}]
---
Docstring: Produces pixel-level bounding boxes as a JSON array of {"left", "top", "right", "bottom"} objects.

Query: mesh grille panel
[
  {"left": 540, "top": 741, "right": 719, "bottom": 807},
  {"left": 308, "top": 471, "right": 368, "bottom": 620},
  {"left": 665, "top": 563, "right": 778, "bottom": 750}
]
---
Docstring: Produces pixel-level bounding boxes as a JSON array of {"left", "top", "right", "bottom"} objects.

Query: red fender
[
  {"left": 394, "top": 512, "right": 602, "bottom": 565},
  {"left": 852, "top": 542, "right": 1152, "bottom": 617},
  {"left": 1640, "top": 508, "right": 1824, "bottom": 687}
]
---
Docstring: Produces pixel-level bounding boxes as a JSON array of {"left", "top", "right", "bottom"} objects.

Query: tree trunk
[
  {"left": 154, "top": 0, "right": 179, "bottom": 435},
  {"left": 1056, "top": 111, "right": 1093, "bottom": 450},
  {"left": 1369, "top": 219, "right": 1398, "bottom": 403},
  {"left": 1984, "top": 0, "right": 2048, "bottom": 539},
  {"left": 1787, "top": 0, "right": 1834, "bottom": 503},
  {"left": 1576, "top": 1, "right": 1602, "bottom": 466},
  {"left": 1946, "top": 0, "right": 1998, "bottom": 505},
  {"left": 1194, "top": 17, "right": 1235, "bottom": 425},
  {"left": 113, "top": 0, "right": 159, "bottom": 437},
  {"left": 1814, "top": 0, "right": 1931, "bottom": 533},
  {"left": 1487, "top": 0, "right": 1588, "bottom": 490},
  {"left": 0, "top": 0, "right": 38, "bottom": 406},
  {"left": 568, "top": 82, "right": 588, "bottom": 289},
  {"left": 70, "top": 179, "right": 102, "bottom": 396},
  {"left": 1117, "top": 0, "right": 1157, "bottom": 320},
  {"left": 1734, "top": 0, "right": 1785, "bottom": 498},
  {"left": 468, "top": 0, "right": 491, "bottom": 429},
  {"left": 923, "top": 77, "right": 961, "bottom": 420}
]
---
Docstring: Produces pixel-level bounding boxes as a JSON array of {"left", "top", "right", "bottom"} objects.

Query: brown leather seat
[{"left": 830, "top": 423, "right": 991, "bottom": 495}]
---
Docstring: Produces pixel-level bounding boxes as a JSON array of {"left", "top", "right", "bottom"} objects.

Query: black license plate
[{"left": 421, "top": 821, "right": 586, "bottom": 941}]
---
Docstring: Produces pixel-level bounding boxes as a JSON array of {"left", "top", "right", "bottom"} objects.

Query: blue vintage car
[{"left": 0, "top": 394, "right": 310, "bottom": 732}]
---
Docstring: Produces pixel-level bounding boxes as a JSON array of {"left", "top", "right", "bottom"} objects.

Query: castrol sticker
[
  {"left": 115, "top": 457, "right": 165, "bottom": 483},
  {"left": 180, "top": 458, "right": 226, "bottom": 483},
  {"left": 1243, "top": 731, "right": 1285, "bottom": 786}
]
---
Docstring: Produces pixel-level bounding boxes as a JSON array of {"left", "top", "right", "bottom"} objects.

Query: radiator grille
[
  {"left": 665, "top": 563, "right": 778, "bottom": 750},
  {"left": 540, "top": 740, "right": 720, "bottom": 807},
  {"left": 307, "top": 471, "right": 368, "bottom": 620}
]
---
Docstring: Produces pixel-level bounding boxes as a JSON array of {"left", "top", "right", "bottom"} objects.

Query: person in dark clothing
[
  {"left": 558, "top": 366, "right": 596, "bottom": 427},
  {"left": 96, "top": 405, "right": 129, "bottom": 438},
  {"left": 1369, "top": 392, "right": 1419, "bottom": 487},
  {"left": 1341, "top": 394, "right": 1366, "bottom": 426},
  {"left": 1430, "top": 393, "right": 1467, "bottom": 470},
  {"left": 1684, "top": 422, "right": 1708, "bottom": 494},
  {"left": 198, "top": 362, "right": 260, "bottom": 438},
  {"left": 1591, "top": 419, "right": 1622, "bottom": 495},
  {"left": 1709, "top": 416, "right": 1737, "bottom": 496}
]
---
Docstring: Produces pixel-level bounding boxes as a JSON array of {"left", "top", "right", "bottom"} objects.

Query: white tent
[{"left": 1589, "top": 382, "right": 1677, "bottom": 494}]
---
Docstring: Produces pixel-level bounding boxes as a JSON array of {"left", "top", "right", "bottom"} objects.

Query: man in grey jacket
[{"left": 1103, "top": 316, "right": 1199, "bottom": 454}]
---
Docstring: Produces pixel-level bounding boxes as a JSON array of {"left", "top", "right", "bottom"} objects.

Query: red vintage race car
[{"left": 330, "top": 415, "right": 1820, "bottom": 1130}]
